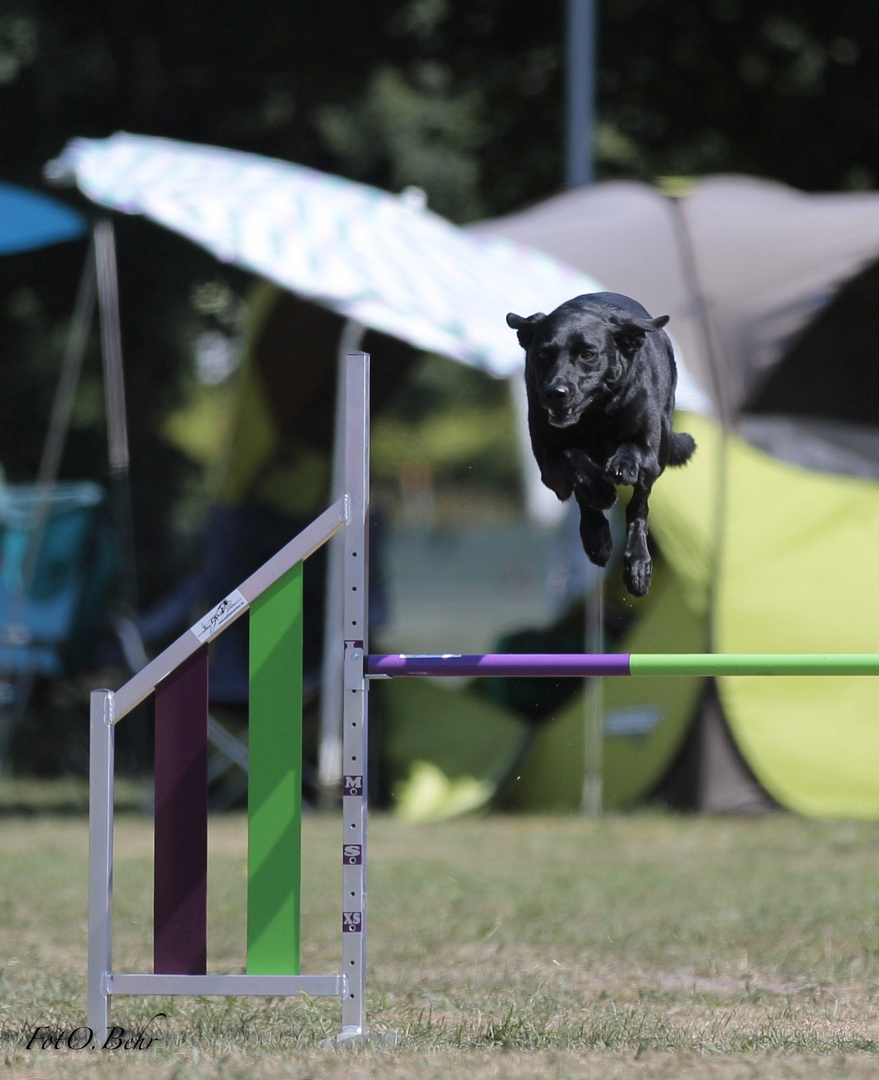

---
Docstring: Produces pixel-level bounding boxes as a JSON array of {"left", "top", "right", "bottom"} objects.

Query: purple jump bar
[{"left": 367, "top": 653, "right": 632, "bottom": 678}]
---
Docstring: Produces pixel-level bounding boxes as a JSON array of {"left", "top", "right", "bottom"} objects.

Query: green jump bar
[{"left": 630, "top": 653, "right": 879, "bottom": 676}]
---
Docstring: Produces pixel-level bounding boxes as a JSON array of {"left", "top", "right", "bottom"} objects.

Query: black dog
[{"left": 507, "top": 292, "right": 695, "bottom": 598}]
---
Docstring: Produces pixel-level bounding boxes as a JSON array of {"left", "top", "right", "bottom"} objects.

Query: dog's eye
[{"left": 580, "top": 350, "right": 596, "bottom": 361}]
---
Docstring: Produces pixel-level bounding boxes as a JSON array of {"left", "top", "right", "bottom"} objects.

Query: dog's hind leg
[
  {"left": 575, "top": 492, "right": 613, "bottom": 567},
  {"left": 622, "top": 484, "right": 653, "bottom": 597}
]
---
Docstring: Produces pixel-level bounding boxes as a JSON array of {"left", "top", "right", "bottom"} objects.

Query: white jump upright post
[
  {"left": 339, "top": 351, "right": 373, "bottom": 1040},
  {"left": 87, "top": 687, "right": 114, "bottom": 1045},
  {"left": 325, "top": 351, "right": 397, "bottom": 1045}
]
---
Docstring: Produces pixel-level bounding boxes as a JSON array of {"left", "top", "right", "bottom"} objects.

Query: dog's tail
[{"left": 668, "top": 431, "right": 696, "bottom": 467}]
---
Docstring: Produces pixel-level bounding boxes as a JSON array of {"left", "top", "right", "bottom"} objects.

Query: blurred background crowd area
[{"left": 3, "top": 1, "right": 879, "bottom": 819}]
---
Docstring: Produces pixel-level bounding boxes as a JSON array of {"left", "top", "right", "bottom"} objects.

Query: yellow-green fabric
[
  {"left": 215, "top": 282, "right": 331, "bottom": 514},
  {"left": 651, "top": 413, "right": 879, "bottom": 818},
  {"left": 498, "top": 559, "right": 706, "bottom": 812},
  {"left": 377, "top": 677, "right": 530, "bottom": 821}
]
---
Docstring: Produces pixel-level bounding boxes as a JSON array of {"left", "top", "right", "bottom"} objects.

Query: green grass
[{"left": 4, "top": 793, "right": 879, "bottom": 1078}]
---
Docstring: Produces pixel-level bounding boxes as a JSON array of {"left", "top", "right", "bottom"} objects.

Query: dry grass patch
[{"left": 3, "top": 794, "right": 879, "bottom": 1078}]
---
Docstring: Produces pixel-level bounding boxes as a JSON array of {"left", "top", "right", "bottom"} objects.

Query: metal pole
[
  {"left": 93, "top": 220, "right": 129, "bottom": 478},
  {"left": 582, "top": 575, "right": 604, "bottom": 816},
  {"left": 93, "top": 217, "right": 139, "bottom": 618},
  {"left": 566, "top": 0, "right": 600, "bottom": 811},
  {"left": 0, "top": 247, "right": 98, "bottom": 772},
  {"left": 87, "top": 689, "right": 115, "bottom": 1046},
  {"left": 340, "top": 353, "right": 370, "bottom": 1038},
  {"left": 319, "top": 322, "right": 365, "bottom": 795},
  {"left": 14, "top": 245, "right": 97, "bottom": 617},
  {"left": 566, "top": 0, "right": 597, "bottom": 188}
]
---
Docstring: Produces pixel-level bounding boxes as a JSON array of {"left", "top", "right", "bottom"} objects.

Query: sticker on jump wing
[{"left": 191, "top": 589, "right": 248, "bottom": 643}]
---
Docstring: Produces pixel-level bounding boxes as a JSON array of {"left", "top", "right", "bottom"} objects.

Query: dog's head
[{"left": 507, "top": 294, "right": 669, "bottom": 428}]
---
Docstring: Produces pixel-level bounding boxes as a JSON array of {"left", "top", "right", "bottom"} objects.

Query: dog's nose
[{"left": 545, "top": 382, "right": 571, "bottom": 404}]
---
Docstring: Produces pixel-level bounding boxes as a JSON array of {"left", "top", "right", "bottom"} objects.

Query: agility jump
[
  {"left": 87, "top": 352, "right": 879, "bottom": 1044},
  {"left": 87, "top": 355, "right": 370, "bottom": 1044}
]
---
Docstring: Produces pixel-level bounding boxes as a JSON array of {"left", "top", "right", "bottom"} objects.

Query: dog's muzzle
[{"left": 543, "top": 381, "right": 579, "bottom": 426}]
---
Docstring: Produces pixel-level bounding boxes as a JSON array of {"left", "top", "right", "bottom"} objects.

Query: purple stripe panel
[
  {"left": 367, "top": 653, "right": 632, "bottom": 678},
  {"left": 154, "top": 644, "right": 209, "bottom": 975}
]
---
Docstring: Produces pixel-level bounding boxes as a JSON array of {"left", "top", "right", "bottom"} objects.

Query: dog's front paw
[
  {"left": 579, "top": 512, "right": 613, "bottom": 567},
  {"left": 623, "top": 555, "right": 652, "bottom": 598},
  {"left": 565, "top": 448, "right": 618, "bottom": 509},
  {"left": 576, "top": 473, "right": 617, "bottom": 510},
  {"left": 606, "top": 449, "right": 640, "bottom": 487}
]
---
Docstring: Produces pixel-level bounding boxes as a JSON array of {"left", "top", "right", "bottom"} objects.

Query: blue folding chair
[{"left": 0, "top": 481, "right": 118, "bottom": 767}]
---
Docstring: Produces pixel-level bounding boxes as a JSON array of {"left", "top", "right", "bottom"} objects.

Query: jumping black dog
[{"left": 507, "top": 292, "right": 696, "bottom": 597}]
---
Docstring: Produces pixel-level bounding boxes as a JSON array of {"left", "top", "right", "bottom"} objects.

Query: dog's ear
[
  {"left": 609, "top": 313, "right": 669, "bottom": 358},
  {"left": 506, "top": 311, "right": 545, "bottom": 349}
]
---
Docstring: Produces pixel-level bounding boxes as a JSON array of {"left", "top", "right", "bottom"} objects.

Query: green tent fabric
[
  {"left": 476, "top": 176, "right": 879, "bottom": 817},
  {"left": 650, "top": 412, "right": 879, "bottom": 818},
  {"left": 384, "top": 411, "right": 879, "bottom": 820},
  {"left": 377, "top": 677, "right": 531, "bottom": 821},
  {"left": 497, "top": 556, "right": 706, "bottom": 811},
  {"left": 377, "top": 176, "right": 879, "bottom": 819}
]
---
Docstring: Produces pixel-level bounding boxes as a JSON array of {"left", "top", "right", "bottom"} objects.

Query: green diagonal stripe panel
[{"left": 247, "top": 562, "right": 303, "bottom": 975}]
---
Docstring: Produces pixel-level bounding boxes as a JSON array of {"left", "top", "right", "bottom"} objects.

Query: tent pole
[
  {"left": 94, "top": 218, "right": 146, "bottom": 668},
  {"left": 666, "top": 196, "right": 729, "bottom": 657},
  {"left": 33, "top": 245, "right": 97, "bottom": 493},
  {"left": 94, "top": 219, "right": 130, "bottom": 485},
  {"left": 5, "top": 242, "right": 97, "bottom": 642},
  {"left": 0, "top": 245, "right": 98, "bottom": 773}
]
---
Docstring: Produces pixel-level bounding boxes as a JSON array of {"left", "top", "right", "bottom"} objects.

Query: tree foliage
[{"left": 5, "top": 1, "right": 875, "bottom": 212}]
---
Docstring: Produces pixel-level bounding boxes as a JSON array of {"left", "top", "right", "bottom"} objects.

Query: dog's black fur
[{"left": 507, "top": 292, "right": 696, "bottom": 597}]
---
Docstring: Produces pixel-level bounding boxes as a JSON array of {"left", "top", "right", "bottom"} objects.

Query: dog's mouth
[{"left": 546, "top": 404, "right": 580, "bottom": 427}]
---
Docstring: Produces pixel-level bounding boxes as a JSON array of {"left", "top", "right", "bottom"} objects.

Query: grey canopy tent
[
  {"left": 476, "top": 176, "right": 879, "bottom": 816},
  {"left": 476, "top": 174, "right": 879, "bottom": 421}
]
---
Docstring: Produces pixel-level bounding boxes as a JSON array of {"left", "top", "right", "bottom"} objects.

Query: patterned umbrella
[{"left": 46, "top": 132, "right": 602, "bottom": 376}]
